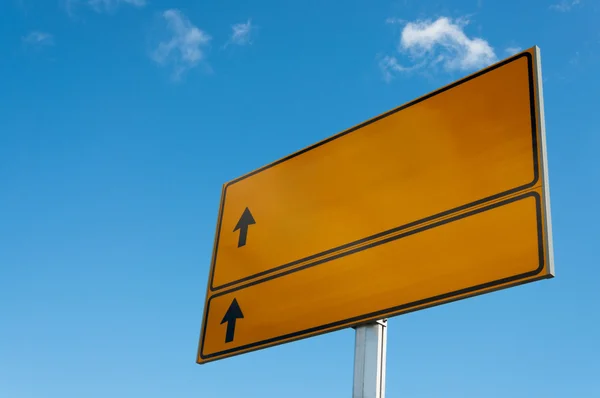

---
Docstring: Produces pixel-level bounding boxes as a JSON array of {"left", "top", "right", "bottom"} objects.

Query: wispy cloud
[
  {"left": 379, "top": 16, "right": 496, "bottom": 82},
  {"left": 505, "top": 46, "right": 522, "bottom": 55},
  {"left": 22, "top": 31, "right": 54, "bottom": 46},
  {"left": 550, "top": 0, "right": 581, "bottom": 12},
  {"left": 65, "top": 0, "right": 145, "bottom": 16},
  {"left": 225, "top": 19, "right": 254, "bottom": 47},
  {"left": 378, "top": 55, "right": 423, "bottom": 83},
  {"left": 151, "top": 9, "right": 212, "bottom": 80},
  {"left": 89, "top": 0, "right": 146, "bottom": 11},
  {"left": 385, "top": 17, "right": 406, "bottom": 25}
]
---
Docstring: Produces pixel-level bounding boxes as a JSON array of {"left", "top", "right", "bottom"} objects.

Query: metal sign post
[{"left": 352, "top": 320, "right": 387, "bottom": 398}]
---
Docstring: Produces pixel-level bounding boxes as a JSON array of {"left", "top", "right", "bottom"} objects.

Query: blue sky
[{"left": 1, "top": 0, "right": 599, "bottom": 397}]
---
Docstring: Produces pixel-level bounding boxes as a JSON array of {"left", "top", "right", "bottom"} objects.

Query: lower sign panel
[{"left": 198, "top": 189, "right": 551, "bottom": 362}]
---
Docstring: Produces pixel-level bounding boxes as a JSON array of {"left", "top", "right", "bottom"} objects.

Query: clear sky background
[{"left": 1, "top": 0, "right": 599, "bottom": 397}]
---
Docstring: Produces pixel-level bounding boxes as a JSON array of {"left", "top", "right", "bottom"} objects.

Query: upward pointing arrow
[
  {"left": 233, "top": 207, "right": 255, "bottom": 248},
  {"left": 221, "top": 298, "right": 244, "bottom": 343}
]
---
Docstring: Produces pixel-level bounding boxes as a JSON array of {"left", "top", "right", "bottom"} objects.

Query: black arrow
[
  {"left": 233, "top": 207, "right": 256, "bottom": 248},
  {"left": 221, "top": 298, "right": 244, "bottom": 343}
]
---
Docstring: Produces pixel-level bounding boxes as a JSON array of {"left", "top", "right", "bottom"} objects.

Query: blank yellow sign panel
[
  {"left": 210, "top": 48, "right": 540, "bottom": 292},
  {"left": 197, "top": 46, "right": 554, "bottom": 364}
]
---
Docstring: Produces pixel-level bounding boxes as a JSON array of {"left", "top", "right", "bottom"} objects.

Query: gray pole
[{"left": 352, "top": 319, "right": 387, "bottom": 398}]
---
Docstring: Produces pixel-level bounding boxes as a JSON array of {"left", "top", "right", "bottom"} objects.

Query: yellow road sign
[{"left": 197, "top": 46, "right": 554, "bottom": 364}]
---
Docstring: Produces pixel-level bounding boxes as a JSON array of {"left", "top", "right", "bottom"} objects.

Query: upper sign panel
[{"left": 209, "top": 49, "right": 540, "bottom": 292}]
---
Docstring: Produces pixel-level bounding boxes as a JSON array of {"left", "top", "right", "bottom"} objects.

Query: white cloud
[
  {"left": 380, "top": 16, "right": 496, "bottom": 82},
  {"left": 22, "top": 31, "right": 54, "bottom": 46},
  {"left": 226, "top": 19, "right": 254, "bottom": 47},
  {"left": 505, "top": 46, "right": 522, "bottom": 55},
  {"left": 550, "top": 0, "right": 581, "bottom": 12},
  {"left": 152, "top": 9, "right": 211, "bottom": 80},
  {"left": 400, "top": 17, "right": 496, "bottom": 70}
]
